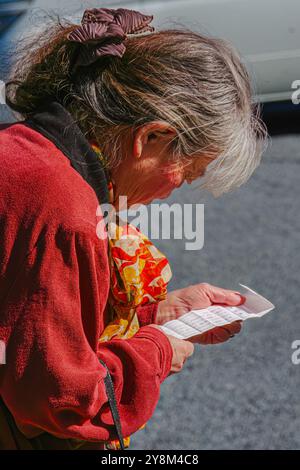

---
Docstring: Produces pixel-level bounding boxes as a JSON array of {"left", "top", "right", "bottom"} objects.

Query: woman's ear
[{"left": 133, "top": 121, "right": 177, "bottom": 159}]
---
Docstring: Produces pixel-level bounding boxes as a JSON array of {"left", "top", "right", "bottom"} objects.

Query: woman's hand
[
  {"left": 149, "top": 324, "right": 194, "bottom": 374},
  {"left": 156, "top": 283, "right": 245, "bottom": 345},
  {"left": 189, "top": 320, "right": 242, "bottom": 345}
]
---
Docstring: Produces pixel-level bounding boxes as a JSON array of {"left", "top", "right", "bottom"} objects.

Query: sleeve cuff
[
  {"left": 134, "top": 325, "right": 173, "bottom": 382},
  {"left": 136, "top": 303, "right": 159, "bottom": 327}
]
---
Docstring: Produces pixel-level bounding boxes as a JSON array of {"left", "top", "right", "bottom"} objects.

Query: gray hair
[{"left": 7, "top": 22, "right": 267, "bottom": 196}]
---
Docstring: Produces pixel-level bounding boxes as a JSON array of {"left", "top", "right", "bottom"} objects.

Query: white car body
[
  {"left": 1, "top": 0, "right": 300, "bottom": 103},
  {"left": 123, "top": 0, "right": 300, "bottom": 103}
]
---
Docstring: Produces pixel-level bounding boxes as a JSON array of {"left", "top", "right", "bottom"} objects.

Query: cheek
[
  {"left": 145, "top": 169, "right": 183, "bottom": 201},
  {"left": 137, "top": 163, "right": 185, "bottom": 203},
  {"left": 161, "top": 168, "right": 184, "bottom": 190}
]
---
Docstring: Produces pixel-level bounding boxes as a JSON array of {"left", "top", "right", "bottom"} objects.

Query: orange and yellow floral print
[{"left": 100, "top": 220, "right": 172, "bottom": 342}]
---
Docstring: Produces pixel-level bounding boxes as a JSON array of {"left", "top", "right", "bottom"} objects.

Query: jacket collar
[{"left": 24, "top": 101, "right": 110, "bottom": 205}]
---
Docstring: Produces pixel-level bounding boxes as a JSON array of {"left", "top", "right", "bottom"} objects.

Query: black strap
[
  {"left": 99, "top": 359, "right": 125, "bottom": 451},
  {"left": 0, "top": 397, "right": 21, "bottom": 450}
]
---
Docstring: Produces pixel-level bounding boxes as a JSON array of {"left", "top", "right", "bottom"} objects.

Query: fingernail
[
  {"left": 231, "top": 292, "right": 246, "bottom": 305},
  {"left": 234, "top": 293, "right": 246, "bottom": 305},
  {"left": 230, "top": 293, "right": 243, "bottom": 302}
]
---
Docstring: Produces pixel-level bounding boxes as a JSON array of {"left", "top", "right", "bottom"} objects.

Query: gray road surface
[{"left": 130, "top": 134, "right": 300, "bottom": 450}]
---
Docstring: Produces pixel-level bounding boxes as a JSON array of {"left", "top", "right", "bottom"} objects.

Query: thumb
[
  {"left": 184, "top": 340, "right": 195, "bottom": 356},
  {"left": 204, "top": 284, "right": 245, "bottom": 306}
]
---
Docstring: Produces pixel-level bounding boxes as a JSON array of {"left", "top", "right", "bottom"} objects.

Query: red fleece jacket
[{"left": 0, "top": 123, "right": 172, "bottom": 443}]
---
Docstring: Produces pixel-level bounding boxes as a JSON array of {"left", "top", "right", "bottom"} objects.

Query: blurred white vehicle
[
  {"left": 1, "top": 0, "right": 300, "bottom": 120},
  {"left": 123, "top": 0, "right": 300, "bottom": 104},
  {"left": 0, "top": 1, "right": 32, "bottom": 35},
  {"left": 2, "top": 0, "right": 300, "bottom": 103}
]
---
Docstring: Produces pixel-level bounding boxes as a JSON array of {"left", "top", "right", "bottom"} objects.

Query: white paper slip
[{"left": 159, "top": 284, "right": 275, "bottom": 340}]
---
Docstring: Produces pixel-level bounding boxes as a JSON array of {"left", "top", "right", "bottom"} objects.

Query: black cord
[{"left": 99, "top": 359, "right": 126, "bottom": 451}]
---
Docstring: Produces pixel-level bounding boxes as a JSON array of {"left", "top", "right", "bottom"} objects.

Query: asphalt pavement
[{"left": 130, "top": 134, "right": 300, "bottom": 450}]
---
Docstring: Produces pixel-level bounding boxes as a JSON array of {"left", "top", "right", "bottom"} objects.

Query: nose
[{"left": 185, "top": 176, "right": 194, "bottom": 185}]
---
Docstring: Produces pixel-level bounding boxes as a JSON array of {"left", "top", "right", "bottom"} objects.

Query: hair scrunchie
[{"left": 67, "top": 7, "right": 154, "bottom": 69}]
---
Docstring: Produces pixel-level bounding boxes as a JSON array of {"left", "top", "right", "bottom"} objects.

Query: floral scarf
[{"left": 92, "top": 144, "right": 172, "bottom": 449}]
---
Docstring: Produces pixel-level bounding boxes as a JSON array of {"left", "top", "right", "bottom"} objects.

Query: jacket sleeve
[
  {"left": 136, "top": 303, "right": 159, "bottom": 327},
  {"left": 0, "top": 225, "right": 172, "bottom": 443}
]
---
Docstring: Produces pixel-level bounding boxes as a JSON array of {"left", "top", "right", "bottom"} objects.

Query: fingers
[
  {"left": 185, "top": 340, "right": 195, "bottom": 357},
  {"left": 192, "top": 321, "right": 242, "bottom": 345},
  {"left": 167, "top": 337, "right": 195, "bottom": 374},
  {"left": 211, "top": 327, "right": 231, "bottom": 344},
  {"left": 200, "top": 283, "right": 246, "bottom": 306},
  {"left": 227, "top": 321, "right": 242, "bottom": 335},
  {"left": 211, "top": 321, "right": 242, "bottom": 343}
]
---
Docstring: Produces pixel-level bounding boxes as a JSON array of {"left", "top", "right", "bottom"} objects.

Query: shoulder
[{"left": 0, "top": 123, "right": 101, "bottom": 232}]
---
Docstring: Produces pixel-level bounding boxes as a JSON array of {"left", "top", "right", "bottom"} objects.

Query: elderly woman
[{"left": 0, "top": 8, "right": 265, "bottom": 450}]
